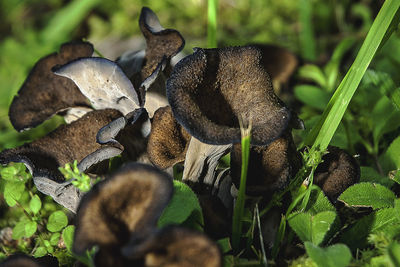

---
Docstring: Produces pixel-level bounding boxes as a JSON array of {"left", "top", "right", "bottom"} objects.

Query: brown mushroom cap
[
  {"left": 139, "top": 7, "right": 185, "bottom": 78},
  {"left": 73, "top": 162, "right": 173, "bottom": 255},
  {"left": 256, "top": 44, "right": 298, "bottom": 87},
  {"left": 0, "top": 109, "right": 121, "bottom": 182},
  {"left": 9, "top": 41, "right": 93, "bottom": 132},
  {"left": 167, "top": 46, "right": 291, "bottom": 146},
  {"left": 230, "top": 132, "right": 302, "bottom": 196},
  {"left": 147, "top": 106, "right": 191, "bottom": 169},
  {"left": 122, "top": 225, "right": 222, "bottom": 267},
  {"left": 314, "top": 146, "right": 360, "bottom": 201}
]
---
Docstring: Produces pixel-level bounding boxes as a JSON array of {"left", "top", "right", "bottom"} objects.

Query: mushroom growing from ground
[
  {"left": 230, "top": 131, "right": 302, "bottom": 197},
  {"left": 147, "top": 106, "right": 191, "bottom": 169},
  {"left": 73, "top": 162, "right": 221, "bottom": 267},
  {"left": 167, "top": 45, "right": 294, "bottom": 146},
  {"left": 9, "top": 41, "right": 93, "bottom": 131},
  {"left": 0, "top": 109, "right": 122, "bottom": 211},
  {"left": 314, "top": 146, "right": 360, "bottom": 201}
]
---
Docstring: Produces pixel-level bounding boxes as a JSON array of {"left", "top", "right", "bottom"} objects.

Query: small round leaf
[
  {"left": 47, "top": 211, "right": 68, "bottom": 232},
  {"left": 34, "top": 247, "right": 47, "bottom": 258},
  {"left": 50, "top": 232, "right": 61, "bottom": 246},
  {"left": 62, "top": 225, "right": 75, "bottom": 252},
  {"left": 29, "top": 195, "right": 42, "bottom": 215},
  {"left": 25, "top": 221, "right": 37, "bottom": 238}
]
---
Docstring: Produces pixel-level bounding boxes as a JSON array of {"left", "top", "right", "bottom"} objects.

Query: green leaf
[
  {"left": 338, "top": 182, "right": 395, "bottom": 209},
  {"left": 4, "top": 181, "right": 25, "bottom": 207},
  {"left": 47, "top": 211, "right": 68, "bottom": 232},
  {"left": 360, "top": 166, "right": 393, "bottom": 187},
  {"left": 1, "top": 165, "right": 19, "bottom": 181},
  {"left": 217, "top": 238, "right": 232, "bottom": 254},
  {"left": 29, "top": 195, "right": 42, "bottom": 215},
  {"left": 50, "top": 232, "right": 61, "bottom": 246},
  {"left": 303, "top": 186, "right": 336, "bottom": 215},
  {"left": 305, "top": 242, "right": 352, "bottom": 267},
  {"left": 298, "top": 65, "right": 326, "bottom": 88},
  {"left": 158, "top": 181, "right": 203, "bottom": 228},
  {"left": 288, "top": 211, "right": 336, "bottom": 245},
  {"left": 25, "top": 221, "right": 37, "bottom": 238},
  {"left": 294, "top": 85, "right": 331, "bottom": 110},
  {"left": 371, "top": 96, "right": 400, "bottom": 144},
  {"left": 388, "top": 242, "right": 400, "bottom": 266},
  {"left": 379, "top": 135, "right": 400, "bottom": 173},
  {"left": 62, "top": 225, "right": 75, "bottom": 252},
  {"left": 12, "top": 221, "right": 26, "bottom": 240},
  {"left": 34, "top": 247, "right": 47, "bottom": 258},
  {"left": 340, "top": 207, "right": 400, "bottom": 250}
]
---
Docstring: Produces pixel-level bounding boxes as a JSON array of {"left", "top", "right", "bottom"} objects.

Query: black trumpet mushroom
[{"left": 73, "top": 163, "right": 221, "bottom": 267}]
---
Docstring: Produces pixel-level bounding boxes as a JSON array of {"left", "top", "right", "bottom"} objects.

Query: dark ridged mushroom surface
[
  {"left": 147, "top": 106, "right": 191, "bottom": 169},
  {"left": 9, "top": 41, "right": 93, "bottom": 132},
  {"left": 167, "top": 46, "right": 291, "bottom": 146},
  {"left": 73, "top": 163, "right": 173, "bottom": 255},
  {"left": 139, "top": 7, "right": 185, "bottom": 78},
  {"left": 314, "top": 146, "right": 360, "bottom": 201},
  {"left": 123, "top": 226, "right": 222, "bottom": 267},
  {"left": 0, "top": 109, "right": 121, "bottom": 182},
  {"left": 230, "top": 132, "right": 301, "bottom": 196}
]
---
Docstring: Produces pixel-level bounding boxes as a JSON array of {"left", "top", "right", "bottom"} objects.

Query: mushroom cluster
[{"left": 0, "top": 6, "right": 360, "bottom": 266}]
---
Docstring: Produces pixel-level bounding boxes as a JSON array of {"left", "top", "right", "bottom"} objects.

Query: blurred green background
[{"left": 0, "top": 0, "right": 394, "bottom": 150}]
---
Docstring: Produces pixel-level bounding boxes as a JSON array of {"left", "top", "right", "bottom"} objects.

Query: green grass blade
[
  {"left": 299, "top": 0, "right": 317, "bottom": 61},
  {"left": 40, "top": 0, "right": 100, "bottom": 44},
  {"left": 232, "top": 122, "right": 251, "bottom": 252},
  {"left": 305, "top": 0, "right": 400, "bottom": 151},
  {"left": 207, "top": 0, "right": 218, "bottom": 48}
]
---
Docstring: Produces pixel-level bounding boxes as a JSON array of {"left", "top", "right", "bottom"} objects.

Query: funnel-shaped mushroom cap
[
  {"left": 0, "top": 109, "right": 121, "bottom": 182},
  {"left": 147, "top": 106, "right": 191, "bottom": 169},
  {"left": 230, "top": 132, "right": 301, "bottom": 196},
  {"left": 73, "top": 163, "right": 173, "bottom": 255},
  {"left": 256, "top": 44, "right": 298, "bottom": 86},
  {"left": 53, "top": 57, "right": 140, "bottom": 115},
  {"left": 122, "top": 226, "right": 222, "bottom": 267},
  {"left": 9, "top": 41, "right": 93, "bottom": 132},
  {"left": 167, "top": 46, "right": 291, "bottom": 146},
  {"left": 314, "top": 146, "right": 360, "bottom": 201},
  {"left": 139, "top": 7, "right": 185, "bottom": 78}
]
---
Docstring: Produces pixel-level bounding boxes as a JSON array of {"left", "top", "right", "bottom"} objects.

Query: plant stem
[
  {"left": 305, "top": 0, "right": 400, "bottom": 151},
  {"left": 207, "top": 0, "right": 218, "bottom": 48},
  {"left": 232, "top": 121, "right": 251, "bottom": 252}
]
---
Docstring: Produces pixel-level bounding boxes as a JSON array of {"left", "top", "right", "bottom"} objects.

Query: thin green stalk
[
  {"left": 305, "top": 0, "right": 400, "bottom": 151},
  {"left": 207, "top": 0, "right": 218, "bottom": 48},
  {"left": 299, "top": 0, "right": 317, "bottom": 61},
  {"left": 232, "top": 121, "right": 251, "bottom": 252}
]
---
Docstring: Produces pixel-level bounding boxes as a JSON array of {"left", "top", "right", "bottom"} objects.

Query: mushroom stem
[{"left": 182, "top": 137, "right": 231, "bottom": 192}]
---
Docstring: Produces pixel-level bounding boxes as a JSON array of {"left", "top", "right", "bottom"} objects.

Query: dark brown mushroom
[
  {"left": 147, "top": 106, "right": 191, "bottom": 169},
  {"left": 314, "top": 146, "right": 360, "bottom": 201},
  {"left": 139, "top": 7, "right": 185, "bottom": 79},
  {"left": 0, "top": 109, "right": 122, "bottom": 211},
  {"left": 122, "top": 225, "right": 222, "bottom": 267},
  {"left": 255, "top": 44, "right": 298, "bottom": 92},
  {"left": 73, "top": 163, "right": 173, "bottom": 256},
  {"left": 167, "top": 46, "right": 292, "bottom": 146},
  {"left": 230, "top": 131, "right": 302, "bottom": 197},
  {"left": 9, "top": 41, "right": 93, "bottom": 132}
]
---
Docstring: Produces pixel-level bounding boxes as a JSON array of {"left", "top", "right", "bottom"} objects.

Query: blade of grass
[
  {"left": 40, "top": 0, "right": 100, "bottom": 44},
  {"left": 232, "top": 120, "right": 251, "bottom": 252},
  {"left": 299, "top": 0, "right": 317, "bottom": 61},
  {"left": 207, "top": 0, "right": 218, "bottom": 48},
  {"left": 305, "top": 0, "right": 400, "bottom": 151}
]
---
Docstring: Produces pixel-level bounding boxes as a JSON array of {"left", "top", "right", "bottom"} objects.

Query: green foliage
[
  {"left": 288, "top": 211, "right": 336, "bottom": 246},
  {"left": 47, "top": 211, "right": 68, "bottom": 233},
  {"left": 304, "top": 242, "right": 352, "bottom": 267},
  {"left": 158, "top": 180, "right": 203, "bottom": 228},
  {"left": 338, "top": 182, "right": 396, "bottom": 210},
  {"left": 59, "top": 161, "right": 99, "bottom": 192}
]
